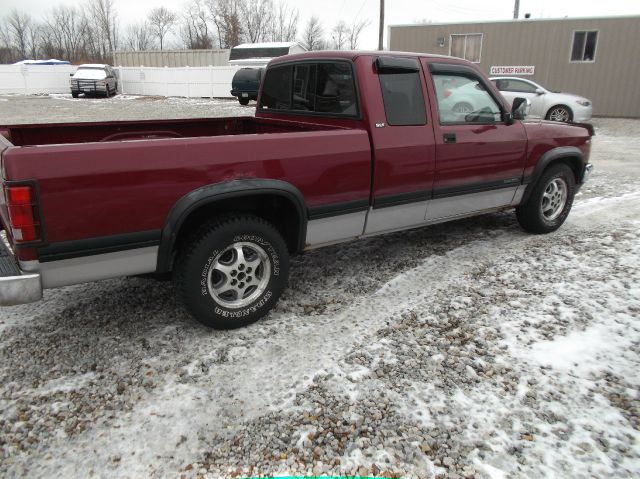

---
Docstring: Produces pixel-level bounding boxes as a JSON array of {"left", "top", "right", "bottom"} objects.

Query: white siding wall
[
  {"left": 0, "top": 64, "right": 78, "bottom": 94},
  {"left": 117, "top": 66, "right": 241, "bottom": 98},
  {"left": 0, "top": 65, "right": 242, "bottom": 99}
]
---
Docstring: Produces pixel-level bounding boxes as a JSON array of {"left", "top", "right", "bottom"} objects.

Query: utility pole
[
  {"left": 513, "top": 0, "right": 520, "bottom": 19},
  {"left": 378, "top": 0, "right": 385, "bottom": 50}
]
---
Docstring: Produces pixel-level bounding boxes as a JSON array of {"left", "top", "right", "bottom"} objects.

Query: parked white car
[
  {"left": 490, "top": 77, "right": 592, "bottom": 123},
  {"left": 70, "top": 64, "right": 118, "bottom": 98},
  {"left": 434, "top": 76, "right": 503, "bottom": 123}
]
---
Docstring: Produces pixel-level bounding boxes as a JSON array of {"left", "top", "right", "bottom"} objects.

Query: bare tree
[
  {"left": 348, "top": 19, "right": 369, "bottom": 50},
  {"left": 27, "top": 22, "right": 41, "bottom": 59},
  {"left": 87, "top": 0, "right": 119, "bottom": 60},
  {"left": 7, "top": 10, "right": 33, "bottom": 60},
  {"left": 0, "top": 19, "right": 11, "bottom": 62},
  {"left": 206, "top": 0, "right": 243, "bottom": 49},
  {"left": 124, "top": 22, "right": 154, "bottom": 51},
  {"left": 300, "top": 15, "right": 325, "bottom": 51},
  {"left": 181, "top": 0, "right": 213, "bottom": 49},
  {"left": 240, "top": 0, "right": 272, "bottom": 43},
  {"left": 268, "top": 1, "right": 298, "bottom": 42},
  {"left": 42, "top": 6, "right": 87, "bottom": 61},
  {"left": 331, "top": 21, "right": 348, "bottom": 50},
  {"left": 148, "top": 6, "right": 176, "bottom": 50}
]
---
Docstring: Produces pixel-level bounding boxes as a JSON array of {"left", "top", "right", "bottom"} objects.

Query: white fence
[
  {"left": 117, "top": 66, "right": 241, "bottom": 98},
  {"left": 0, "top": 65, "right": 242, "bottom": 99},
  {"left": 0, "top": 64, "right": 78, "bottom": 94}
]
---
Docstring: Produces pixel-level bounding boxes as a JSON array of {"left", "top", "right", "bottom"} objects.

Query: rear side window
[
  {"left": 378, "top": 71, "right": 427, "bottom": 126},
  {"left": 260, "top": 64, "right": 293, "bottom": 110},
  {"left": 259, "top": 61, "right": 358, "bottom": 117}
]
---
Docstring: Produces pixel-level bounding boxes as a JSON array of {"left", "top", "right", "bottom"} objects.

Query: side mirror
[
  {"left": 535, "top": 88, "right": 545, "bottom": 95},
  {"left": 511, "top": 97, "right": 528, "bottom": 120}
]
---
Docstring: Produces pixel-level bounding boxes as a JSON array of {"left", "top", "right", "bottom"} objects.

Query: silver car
[
  {"left": 70, "top": 64, "right": 118, "bottom": 98},
  {"left": 490, "top": 77, "right": 592, "bottom": 123}
]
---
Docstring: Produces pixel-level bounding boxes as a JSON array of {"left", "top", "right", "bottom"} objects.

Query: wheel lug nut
[
  {"left": 231, "top": 270, "right": 237, "bottom": 277},
  {"left": 247, "top": 276, "right": 252, "bottom": 282},
  {"left": 238, "top": 264, "right": 245, "bottom": 271}
]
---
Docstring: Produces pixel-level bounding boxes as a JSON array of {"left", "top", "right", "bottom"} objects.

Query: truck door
[
  {"left": 424, "top": 61, "right": 527, "bottom": 221},
  {"left": 364, "top": 57, "right": 436, "bottom": 235}
]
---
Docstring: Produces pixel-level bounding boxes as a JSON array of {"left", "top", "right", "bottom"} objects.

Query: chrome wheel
[
  {"left": 541, "top": 178, "right": 568, "bottom": 221},
  {"left": 207, "top": 242, "right": 271, "bottom": 309},
  {"left": 453, "top": 102, "right": 473, "bottom": 114},
  {"left": 548, "top": 107, "right": 571, "bottom": 122}
]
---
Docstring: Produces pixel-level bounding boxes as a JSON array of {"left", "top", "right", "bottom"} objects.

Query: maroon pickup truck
[{"left": 0, "top": 51, "right": 593, "bottom": 329}]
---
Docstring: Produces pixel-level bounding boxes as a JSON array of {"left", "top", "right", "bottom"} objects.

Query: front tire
[
  {"left": 175, "top": 215, "right": 289, "bottom": 329},
  {"left": 452, "top": 102, "right": 473, "bottom": 113},
  {"left": 238, "top": 97, "right": 250, "bottom": 106},
  {"left": 546, "top": 105, "right": 572, "bottom": 122},
  {"left": 516, "top": 163, "right": 576, "bottom": 234}
]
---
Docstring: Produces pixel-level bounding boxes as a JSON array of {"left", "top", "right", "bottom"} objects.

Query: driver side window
[{"left": 432, "top": 73, "right": 502, "bottom": 124}]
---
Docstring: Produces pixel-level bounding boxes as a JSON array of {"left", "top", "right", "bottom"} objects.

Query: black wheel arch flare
[{"left": 156, "top": 179, "right": 307, "bottom": 274}]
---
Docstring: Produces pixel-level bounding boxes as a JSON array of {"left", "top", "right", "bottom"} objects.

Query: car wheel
[
  {"left": 516, "top": 163, "right": 576, "bottom": 234},
  {"left": 546, "top": 105, "right": 572, "bottom": 122},
  {"left": 452, "top": 102, "right": 473, "bottom": 113},
  {"left": 71, "top": 92, "right": 79, "bottom": 98},
  {"left": 175, "top": 215, "right": 289, "bottom": 329},
  {"left": 239, "top": 98, "right": 250, "bottom": 106}
]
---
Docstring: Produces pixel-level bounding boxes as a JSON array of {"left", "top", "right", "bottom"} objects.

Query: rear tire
[
  {"left": 71, "top": 91, "right": 79, "bottom": 98},
  {"left": 516, "top": 163, "right": 576, "bottom": 234},
  {"left": 175, "top": 215, "right": 289, "bottom": 329},
  {"left": 239, "top": 98, "right": 250, "bottom": 106}
]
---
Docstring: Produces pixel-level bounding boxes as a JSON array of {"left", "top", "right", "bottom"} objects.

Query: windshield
[{"left": 73, "top": 68, "right": 107, "bottom": 80}]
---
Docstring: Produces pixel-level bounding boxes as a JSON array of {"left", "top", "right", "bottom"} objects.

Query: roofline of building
[{"left": 389, "top": 14, "right": 640, "bottom": 29}]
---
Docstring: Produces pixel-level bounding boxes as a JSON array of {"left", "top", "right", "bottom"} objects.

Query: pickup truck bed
[{"left": 0, "top": 116, "right": 338, "bottom": 146}]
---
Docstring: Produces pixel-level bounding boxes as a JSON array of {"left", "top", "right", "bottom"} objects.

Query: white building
[{"left": 228, "top": 42, "right": 307, "bottom": 67}]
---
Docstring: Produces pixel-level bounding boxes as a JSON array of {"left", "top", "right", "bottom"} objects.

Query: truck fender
[
  {"left": 156, "top": 179, "right": 307, "bottom": 274},
  {"left": 520, "top": 146, "right": 585, "bottom": 205}
]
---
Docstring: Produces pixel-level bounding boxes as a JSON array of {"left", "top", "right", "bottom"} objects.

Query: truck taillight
[{"left": 5, "top": 185, "right": 41, "bottom": 243}]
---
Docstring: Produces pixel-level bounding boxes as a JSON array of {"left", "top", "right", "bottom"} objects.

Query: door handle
[{"left": 443, "top": 133, "right": 456, "bottom": 144}]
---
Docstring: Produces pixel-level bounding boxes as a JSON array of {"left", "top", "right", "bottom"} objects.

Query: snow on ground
[{"left": 0, "top": 96, "right": 638, "bottom": 478}]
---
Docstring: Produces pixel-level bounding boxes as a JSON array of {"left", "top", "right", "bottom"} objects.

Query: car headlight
[{"left": 576, "top": 100, "right": 591, "bottom": 107}]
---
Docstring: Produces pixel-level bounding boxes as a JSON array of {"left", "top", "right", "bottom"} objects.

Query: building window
[
  {"left": 571, "top": 31, "right": 598, "bottom": 62},
  {"left": 450, "top": 34, "right": 483, "bottom": 63}
]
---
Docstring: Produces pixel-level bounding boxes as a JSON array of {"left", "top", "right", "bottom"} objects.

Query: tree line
[{"left": 0, "top": 0, "right": 369, "bottom": 64}]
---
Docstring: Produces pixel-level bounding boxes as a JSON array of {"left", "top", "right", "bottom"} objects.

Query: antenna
[{"left": 514, "top": 0, "right": 520, "bottom": 19}]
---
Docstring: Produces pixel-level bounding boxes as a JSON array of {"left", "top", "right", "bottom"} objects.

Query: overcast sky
[{"left": 1, "top": 0, "right": 638, "bottom": 50}]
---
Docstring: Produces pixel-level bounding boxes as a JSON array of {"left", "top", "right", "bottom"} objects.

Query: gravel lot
[{"left": 0, "top": 94, "right": 639, "bottom": 479}]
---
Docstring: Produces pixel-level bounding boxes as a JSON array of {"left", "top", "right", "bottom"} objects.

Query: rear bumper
[{"left": 0, "top": 239, "right": 42, "bottom": 306}]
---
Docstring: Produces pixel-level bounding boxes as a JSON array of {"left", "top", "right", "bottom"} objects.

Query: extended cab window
[
  {"left": 432, "top": 74, "right": 501, "bottom": 124},
  {"left": 378, "top": 71, "right": 427, "bottom": 126},
  {"left": 259, "top": 61, "right": 358, "bottom": 117}
]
